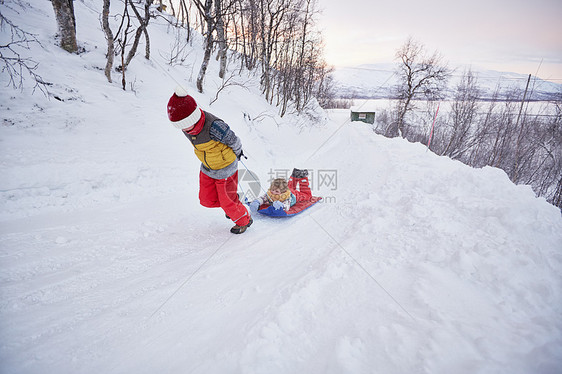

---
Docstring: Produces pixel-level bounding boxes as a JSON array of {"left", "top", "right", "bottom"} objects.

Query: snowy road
[{"left": 2, "top": 120, "right": 561, "bottom": 374}]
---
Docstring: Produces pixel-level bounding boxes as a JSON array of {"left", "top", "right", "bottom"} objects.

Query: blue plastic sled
[{"left": 255, "top": 196, "right": 322, "bottom": 217}]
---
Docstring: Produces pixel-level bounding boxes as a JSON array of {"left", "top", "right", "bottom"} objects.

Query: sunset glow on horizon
[{"left": 318, "top": 0, "right": 562, "bottom": 81}]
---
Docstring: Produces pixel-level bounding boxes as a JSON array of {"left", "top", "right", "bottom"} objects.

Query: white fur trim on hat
[
  {"left": 175, "top": 86, "right": 188, "bottom": 97},
  {"left": 171, "top": 107, "right": 202, "bottom": 130}
]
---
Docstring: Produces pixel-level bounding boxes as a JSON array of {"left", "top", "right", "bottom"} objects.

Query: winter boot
[
  {"left": 291, "top": 168, "right": 309, "bottom": 179},
  {"left": 230, "top": 217, "right": 253, "bottom": 234}
]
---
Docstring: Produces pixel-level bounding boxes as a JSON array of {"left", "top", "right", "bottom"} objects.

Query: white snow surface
[{"left": 1, "top": 1, "right": 562, "bottom": 373}]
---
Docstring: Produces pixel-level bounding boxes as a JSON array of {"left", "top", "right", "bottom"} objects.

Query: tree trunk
[
  {"left": 215, "top": 0, "right": 227, "bottom": 79},
  {"left": 124, "top": 0, "right": 153, "bottom": 69},
  {"left": 51, "top": 0, "right": 78, "bottom": 53},
  {"left": 196, "top": 0, "right": 213, "bottom": 93},
  {"left": 102, "top": 0, "right": 114, "bottom": 83}
]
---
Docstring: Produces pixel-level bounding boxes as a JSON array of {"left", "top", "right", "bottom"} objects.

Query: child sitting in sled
[{"left": 250, "top": 168, "right": 312, "bottom": 212}]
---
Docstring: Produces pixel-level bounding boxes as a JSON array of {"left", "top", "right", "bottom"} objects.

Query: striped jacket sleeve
[{"left": 209, "top": 120, "right": 242, "bottom": 156}]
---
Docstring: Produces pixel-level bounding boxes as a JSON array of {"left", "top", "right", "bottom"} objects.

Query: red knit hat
[{"left": 167, "top": 86, "right": 203, "bottom": 130}]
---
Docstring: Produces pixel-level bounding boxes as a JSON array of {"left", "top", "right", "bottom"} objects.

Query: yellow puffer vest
[{"left": 186, "top": 112, "right": 236, "bottom": 170}]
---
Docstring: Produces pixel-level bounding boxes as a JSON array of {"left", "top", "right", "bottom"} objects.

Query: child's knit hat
[{"left": 167, "top": 86, "right": 203, "bottom": 130}]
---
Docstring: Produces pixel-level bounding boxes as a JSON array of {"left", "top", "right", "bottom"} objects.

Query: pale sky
[{"left": 317, "top": 0, "right": 562, "bottom": 81}]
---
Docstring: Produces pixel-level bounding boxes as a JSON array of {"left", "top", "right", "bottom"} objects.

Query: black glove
[{"left": 237, "top": 150, "right": 247, "bottom": 160}]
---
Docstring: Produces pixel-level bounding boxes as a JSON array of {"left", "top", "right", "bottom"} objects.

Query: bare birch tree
[
  {"left": 392, "top": 37, "right": 451, "bottom": 138},
  {"left": 51, "top": 0, "right": 78, "bottom": 53},
  {"left": 442, "top": 69, "right": 480, "bottom": 159},
  {"left": 0, "top": 11, "right": 48, "bottom": 94},
  {"left": 102, "top": 0, "right": 114, "bottom": 83},
  {"left": 214, "top": 0, "right": 227, "bottom": 78},
  {"left": 124, "top": 0, "right": 154, "bottom": 69},
  {"left": 194, "top": 0, "right": 213, "bottom": 93}
]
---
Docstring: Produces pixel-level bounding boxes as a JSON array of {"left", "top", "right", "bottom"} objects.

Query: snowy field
[
  {"left": 1, "top": 1, "right": 562, "bottom": 373},
  {"left": 350, "top": 98, "right": 561, "bottom": 119},
  {"left": 332, "top": 63, "right": 562, "bottom": 100}
]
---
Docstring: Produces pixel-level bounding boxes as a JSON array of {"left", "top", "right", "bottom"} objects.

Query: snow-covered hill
[
  {"left": 1, "top": 1, "right": 562, "bottom": 374},
  {"left": 333, "top": 63, "right": 562, "bottom": 100}
]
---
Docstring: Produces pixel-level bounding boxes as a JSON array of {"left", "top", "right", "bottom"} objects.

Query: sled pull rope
[{"left": 239, "top": 158, "right": 273, "bottom": 203}]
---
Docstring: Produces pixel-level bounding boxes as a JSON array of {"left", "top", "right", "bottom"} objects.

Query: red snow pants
[
  {"left": 288, "top": 177, "right": 312, "bottom": 203},
  {"left": 199, "top": 170, "right": 251, "bottom": 226}
]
